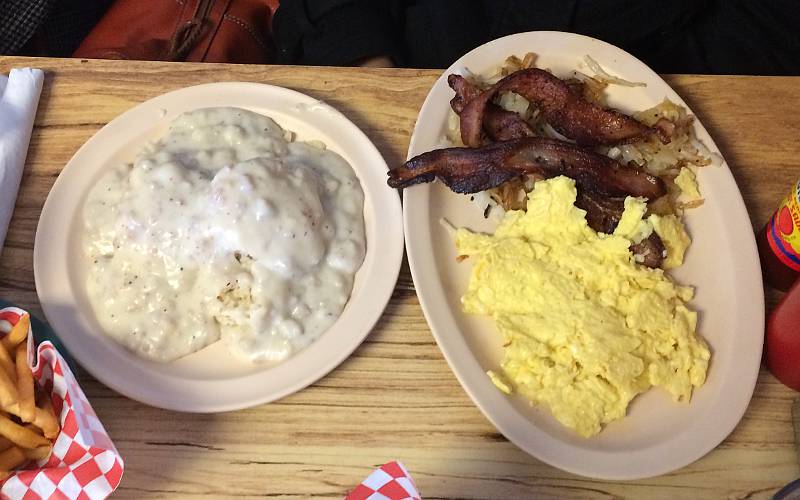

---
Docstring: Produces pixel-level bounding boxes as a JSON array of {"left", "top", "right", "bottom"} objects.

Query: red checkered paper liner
[
  {"left": 0, "top": 307, "right": 124, "bottom": 499},
  {"left": 346, "top": 461, "right": 420, "bottom": 500}
]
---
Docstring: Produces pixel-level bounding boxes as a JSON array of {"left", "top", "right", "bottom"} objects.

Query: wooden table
[{"left": 1, "top": 56, "right": 798, "bottom": 499}]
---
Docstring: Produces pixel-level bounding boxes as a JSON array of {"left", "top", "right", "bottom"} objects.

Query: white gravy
[{"left": 82, "top": 107, "right": 366, "bottom": 362}]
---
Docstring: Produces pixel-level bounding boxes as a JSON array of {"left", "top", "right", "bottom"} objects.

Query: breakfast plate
[
  {"left": 34, "top": 83, "right": 404, "bottom": 412},
  {"left": 403, "top": 32, "right": 764, "bottom": 479}
]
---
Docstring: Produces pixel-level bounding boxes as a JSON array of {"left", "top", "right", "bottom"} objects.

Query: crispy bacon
[
  {"left": 448, "top": 75, "right": 535, "bottom": 142},
  {"left": 574, "top": 190, "right": 665, "bottom": 268},
  {"left": 574, "top": 190, "right": 625, "bottom": 234},
  {"left": 458, "top": 68, "right": 665, "bottom": 147},
  {"left": 388, "top": 136, "right": 666, "bottom": 199},
  {"left": 448, "top": 74, "right": 480, "bottom": 112},
  {"left": 630, "top": 234, "right": 667, "bottom": 268}
]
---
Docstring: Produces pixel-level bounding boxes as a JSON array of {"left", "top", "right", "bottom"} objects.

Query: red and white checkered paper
[
  {"left": 346, "top": 461, "right": 420, "bottom": 500},
  {"left": 0, "top": 307, "right": 124, "bottom": 499}
]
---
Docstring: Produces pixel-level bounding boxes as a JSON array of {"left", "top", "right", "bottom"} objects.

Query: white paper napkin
[{"left": 0, "top": 68, "right": 44, "bottom": 254}]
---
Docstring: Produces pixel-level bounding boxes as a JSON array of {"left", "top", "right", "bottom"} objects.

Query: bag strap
[{"left": 166, "top": 0, "right": 215, "bottom": 61}]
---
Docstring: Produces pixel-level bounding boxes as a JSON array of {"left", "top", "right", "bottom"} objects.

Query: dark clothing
[
  {"left": 274, "top": 0, "right": 800, "bottom": 75},
  {"left": 0, "top": 0, "right": 54, "bottom": 54},
  {"left": 1, "top": 0, "right": 112, "bottom": 56}
]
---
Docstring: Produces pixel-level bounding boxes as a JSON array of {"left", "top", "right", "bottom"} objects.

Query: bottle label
[{"left": 766, "top": 181, "right": 800, "bottom": 272}]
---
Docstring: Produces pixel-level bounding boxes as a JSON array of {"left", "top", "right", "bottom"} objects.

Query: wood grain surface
[{"left": 1, "top": 56, "right": 799, "bottom": 499}]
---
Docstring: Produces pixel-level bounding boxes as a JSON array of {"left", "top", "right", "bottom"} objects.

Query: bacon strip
[
  {"left": 575, "top": 190, "right": 625, "bottom": 234},
  {"left": 448, "top": 75, "right": 535, "bottom": 142},
  {"left": 630, "top": 234, "right": 666, "bottom": 268},
  {"left": 448, "top": 74, "right": 481, "bottom": 112},
  {"left": 459, "top": 68, "right": 663, "bottom": 147},
  {"left": 388, "top": 137, "right": 665, "bottom": 199},
  {"left": 574, "top": 190, "right": 665, "bottom": 268}
]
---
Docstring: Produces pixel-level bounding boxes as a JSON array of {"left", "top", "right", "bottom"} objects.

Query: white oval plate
[
  {"left": 403, "top": 32, "right": 764, "bottom": 479},
  {"left": 34, "top": 82, "right": 404, "bottom": 412}
]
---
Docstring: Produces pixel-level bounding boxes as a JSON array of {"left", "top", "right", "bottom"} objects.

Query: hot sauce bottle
[
  {"left": 757, "top": 180, "right": 800, "bottom": 291},
  {"left": 759, "top": 180, "right": 800, "bottom": 391}
]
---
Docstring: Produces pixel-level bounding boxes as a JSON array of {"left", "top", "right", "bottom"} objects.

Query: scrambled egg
[
  {"left": 453, "top": 177, "right": 710, "bottom": 437},
  {"left": 675, "top": 165, "right": 705, "bottom": 211},
  {"left": 651, "top": 214, "right": 691, "bottom": 269},
  {"left": 606, "top": 195, "right": 690, "bottom": 270},
  {"left": 675, "top": 167, "right": 701, "bottom": 201}
]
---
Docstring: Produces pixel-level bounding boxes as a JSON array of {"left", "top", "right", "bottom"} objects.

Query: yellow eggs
[
  {"left": 675, "top": 166, "right": 703, "bottom": 203},
  {"left": 454, "top": 177, "right": 710, "bottom": 438},
  {"left": 651, "top": 214, "right": 691, "bottom": 270}
]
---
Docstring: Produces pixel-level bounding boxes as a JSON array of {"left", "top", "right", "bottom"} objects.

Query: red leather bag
[{"left": 73, "top": 0, "right": 279, "bottom": 64}]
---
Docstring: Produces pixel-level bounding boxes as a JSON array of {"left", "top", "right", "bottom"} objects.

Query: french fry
[
  {"left": 14, "top": 344, "right": 35, "bottom": 423},
  {"left": 0, "top": 446, "right": 26, "bottom": 473},
  {"left": 31, "top": 407, "right": 59, "bottom": 441},
  {"left": 0, "top": 313, "right": 62, "bottom": 479},
  {"left": 0, "top": 362, "right": 18, "bottom": 409},
  {"left": 0, "top": 414, "right": 50, "bottom": 449},
  {"left": 0, "top": 341, "right": 15, "bottom": 382},
  {"left": 22, "top": 444, "right": 51, "bottom": 461},
  {"left": 0, "top": 436, "right": 13, "bottom": 452},
  {"left": 1, "top": 314, "right": 29, "bottom": 351}
]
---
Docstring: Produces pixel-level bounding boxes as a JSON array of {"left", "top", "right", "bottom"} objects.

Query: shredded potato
[
  {"left": 496, "top": 53, "right": 538, "bottom": 78},
  {"left": 621, "top": 99, "right": 721, "bottom": 177},
  {"left": 577, "top": 75, "right": 609, "bottom": 106},
  {"left": 583, "top": 55, "right": 646, "bottom": 87},
  {"left": 445, "top": 109, "right": 464, "bottom": 146},
  {"left": 446, "top": 54, "right": 716, "bottom": 217}
]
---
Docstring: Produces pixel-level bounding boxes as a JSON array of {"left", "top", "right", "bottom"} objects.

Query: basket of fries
[{"left": 0, "top": 307, "right": 124, "bottom": 499}]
